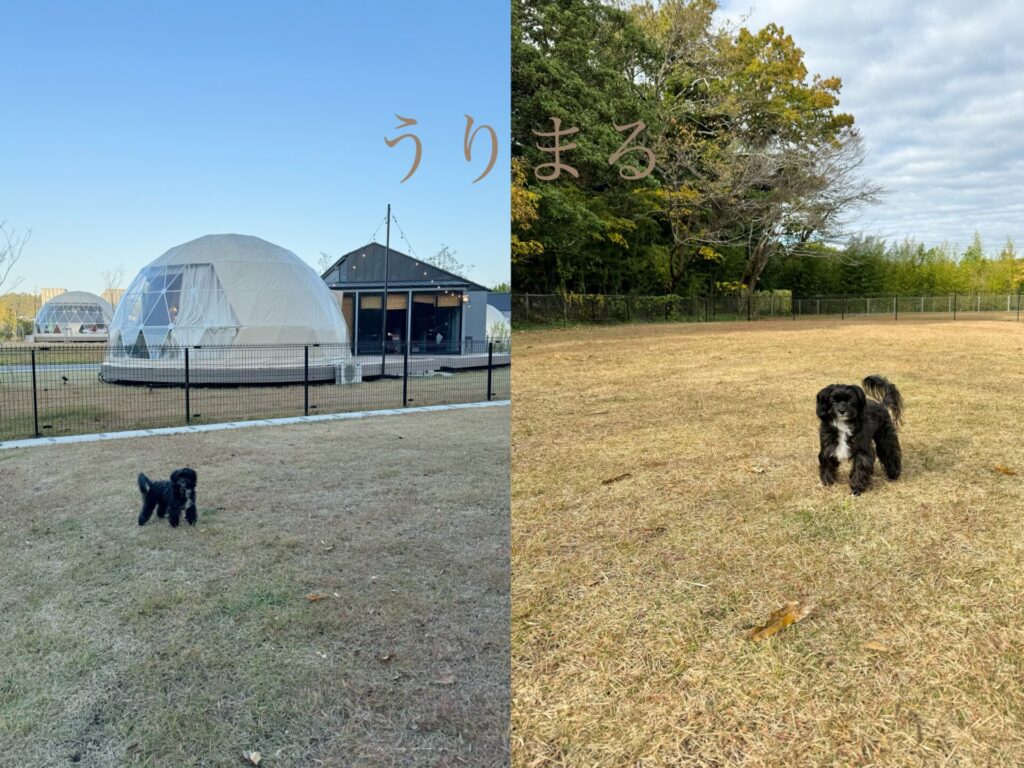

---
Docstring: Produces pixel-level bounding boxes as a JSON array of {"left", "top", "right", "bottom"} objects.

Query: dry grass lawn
[
  {"left": 0, "top": 406, "right": 509, "bottom": 767},
  {"left": 512, "top": 319, "right": 1024, "bottom": 766}
]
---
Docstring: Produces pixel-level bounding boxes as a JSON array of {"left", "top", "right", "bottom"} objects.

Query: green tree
[{"left": 512, "top": 0, "right": 661, "bottom": 293}]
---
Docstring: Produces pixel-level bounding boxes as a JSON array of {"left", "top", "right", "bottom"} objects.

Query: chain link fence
[
  {"left": 514, "top": 292, "right": 1024, "bottom": 326},
  {"left": 0, "top": 340, "right": 510, "bottom": 442}
]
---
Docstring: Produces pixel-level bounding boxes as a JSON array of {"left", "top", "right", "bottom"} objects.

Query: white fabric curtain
[{"left": 109, "top": 264, "right": 239, "bottom": 357}]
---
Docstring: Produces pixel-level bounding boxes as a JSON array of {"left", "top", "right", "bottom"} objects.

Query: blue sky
[
  {"left": 720, "top": 0, "right": 1024, "bottom": 255},
  {"left": 1, "top": 1, "right": 511, "bottom": 295}
]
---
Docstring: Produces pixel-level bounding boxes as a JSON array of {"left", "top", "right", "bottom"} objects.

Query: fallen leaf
[
  {"left": 749, "top": 466, "right": 766, "bottom": 474},
  {"left": 434, "top": 672, "right": 456, "bottom": 685},
  {"left": 747, "top": 600, "right": 814, "bottom": 641},
  {"left": 861, "top": 640, "right": 891, "bottom": 653},
  {"left": 305, "top": 592, "right": 327, "bottom": 602},
  {"left": 242, "top": 750, "right": 262, "bottom": 765},
  {"left": 995, "top": 465, "right": 1018, "bottom": 476},
  {"left": 377, "top": 652, "right": 396, "bottom": 663},
  {"left": 602, "top": 472, "right": 632, "bottom": 486}
]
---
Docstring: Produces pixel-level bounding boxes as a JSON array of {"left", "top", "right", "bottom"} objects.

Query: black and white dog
[
  {"left": 816, "top": 376, "right": 903, "bottom": 495},
  {"left": 137, "top": 468, "right": 198, "bottom": 527}
]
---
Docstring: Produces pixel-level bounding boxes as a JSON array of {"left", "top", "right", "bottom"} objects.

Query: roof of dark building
[{"left": 321, "top": 242, "right": 488, "bottom": 292}]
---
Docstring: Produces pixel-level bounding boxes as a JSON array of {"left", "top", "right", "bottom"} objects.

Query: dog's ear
[
  {"left": 851, "top": 385, "right": 867, "bottom": 419},
  {"left": 816, "top": 386, "right": 834, "bottom": 420}
]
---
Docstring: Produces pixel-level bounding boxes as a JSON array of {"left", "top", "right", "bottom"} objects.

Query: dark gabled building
[{"left": 320, "top": 242, "right": 491, "bottom": 355}]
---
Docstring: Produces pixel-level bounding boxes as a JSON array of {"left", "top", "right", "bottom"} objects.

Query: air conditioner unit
[{"left": 335, "top": 361, "right": 362, "bottom": 385}]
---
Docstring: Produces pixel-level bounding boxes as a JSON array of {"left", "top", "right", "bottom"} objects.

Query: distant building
[
  {"left": 488, "top": 292, "right": 511, "bottom": 322},
  {"left": 102, "top": 288, "right": 125, "bottom": 308},
  {"left": 321, "top": 242, "right": 491, "bottom": 355},
  {"left": 40, "top": 287, "right": 67, "bottom": 305}
]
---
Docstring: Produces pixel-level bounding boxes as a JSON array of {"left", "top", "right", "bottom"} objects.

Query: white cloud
[{"left": 719, "top": 0, "right": 1024, "bottom": 252}]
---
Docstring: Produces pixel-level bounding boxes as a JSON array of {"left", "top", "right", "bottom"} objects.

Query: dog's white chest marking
[{"left": 833, "top": 418, "right": 853, "bottom": 461}]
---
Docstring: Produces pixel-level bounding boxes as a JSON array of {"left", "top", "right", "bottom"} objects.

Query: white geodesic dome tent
[
  {"left": 101, "top": 234, "right": 350, "bottom": 384},
  {"left": 34, "top": 291, "right": 114, "bottom": 341},
  {"left": 485, "top": 304, "right": 510, "bottom": 339}
]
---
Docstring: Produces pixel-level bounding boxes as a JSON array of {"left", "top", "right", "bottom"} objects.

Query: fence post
[
  {"left": 486, "top": 341, "right": 494, "bottom": 401},
  {"left": 303, "top": 345, "right": 309, "bottom": 416},
  {"left": 184, "top": 348, "right": 190, "bottom": 425},
  {"left": 842, "top": 295, "right": 846, "bottom": 320},
  {"left": 402, "top": 336, "right": 409, "bottom": 407},
  {"left": 894, "top": 296, "right": 898, "bottom": 321},
  {"left": 953, "top": 293, "right": 957, "bottom": 320},
  {"left": 30, "top": 348, "right": 40, "bottom": 438},
  {"left": 525, "top": 293, "right": 531, "bottom": 323},
  {"left": 746, "top": 292, "right": 752, "bottom": 321},
  {"left": 1017, "top": 292, "right": 1021, "bottom": 322},
  {"left": 562, "top": 294, "right": 567, "bottom": 328}
]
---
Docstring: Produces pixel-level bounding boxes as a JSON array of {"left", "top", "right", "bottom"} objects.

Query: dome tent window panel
[
  {"left": 110, "top": 263, "right": 239, "bottom": 357},
  {"left": 102, "top": 234, "right": 349, "bottom": 383},
  {"left": 139, "top": 268, "right": 183, "bottom": 327}
]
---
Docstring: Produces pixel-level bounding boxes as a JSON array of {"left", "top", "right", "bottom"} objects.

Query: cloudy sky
[
  {"left": 720, "top": 0, "right": 1024, "bottom": 255},
  {"left": 1, "top": 1, "right": 509, "bottom": 296}
]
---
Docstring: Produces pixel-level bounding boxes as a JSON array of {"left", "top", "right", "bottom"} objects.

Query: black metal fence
[
  {"left": 513, "top": 292, "right": 792, "bottom": 325},
  {"left": 0, "top": 340, "right": 510, "bottom": 442},
  {"left": 793, "top": 293, "right": 1024, "bottom": 320},
  {"left": 514, "top": 292, "right": 1024, "bottom": 325}
]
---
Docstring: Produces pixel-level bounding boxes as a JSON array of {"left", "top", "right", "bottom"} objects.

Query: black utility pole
[{"left": 380, "top": 203, "right": 391, "bottom": 378}]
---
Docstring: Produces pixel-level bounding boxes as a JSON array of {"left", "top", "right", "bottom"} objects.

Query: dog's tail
[
  {"left": 137, "top": 473, "right": 151, "bottom": 496},
  {"left": 863, "top": 375, "right": 903, "bottom": 425}
]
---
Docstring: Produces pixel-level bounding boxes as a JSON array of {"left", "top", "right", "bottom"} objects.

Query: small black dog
[
  {"left": 816, "top": 375, "right": 903, "bottom": 495},
  {"left": 137, "top": 468, "right": 198, "bottom": 527}
]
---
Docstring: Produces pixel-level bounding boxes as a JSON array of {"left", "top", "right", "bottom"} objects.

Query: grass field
[
  {"left": 512, "top": 319, "right": 1024, "bottom": 766},
  {"left": 0, "top": 406, "right": 510, "bottom": 767}
]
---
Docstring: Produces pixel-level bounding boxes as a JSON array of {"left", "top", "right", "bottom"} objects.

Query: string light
[{"left": 366, "top": 214, "right": 387, "bottom": 245}]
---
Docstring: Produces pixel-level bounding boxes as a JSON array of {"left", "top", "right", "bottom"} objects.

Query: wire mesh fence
[
  {"left": 793, "top": 293, "right": 1024, "bottom": 321},
  {"left": 0, "top": 340, "right": 510, "bottom": 442},
  {"left": 513, "top": 292, "right": 1024, "bottom": 325}
]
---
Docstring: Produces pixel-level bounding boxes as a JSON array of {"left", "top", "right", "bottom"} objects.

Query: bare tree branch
[
  {"left": 0, "top": 222, "right": 30, "bottom": 296},
  {"left": 100, "top": 263, "right": 126, "bottom": 296}
]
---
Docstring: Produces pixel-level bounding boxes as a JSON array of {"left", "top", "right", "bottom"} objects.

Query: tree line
[
  {"left": 763, "top": 234, "right": 1023, "bottom": 298},
  {"left": 512, "top": 0, "right": 1022, "bottom": 298}
]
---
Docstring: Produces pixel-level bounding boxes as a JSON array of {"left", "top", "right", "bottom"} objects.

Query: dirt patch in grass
[
  {"left": 512, "top": 319, "right": 1024, "bottom": 766},
  {"left": 0, "top": 406, "right": 510, "bottom": 767}
]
